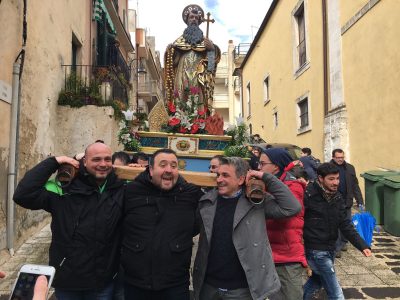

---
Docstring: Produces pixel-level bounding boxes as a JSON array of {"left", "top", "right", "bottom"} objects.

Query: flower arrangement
[
  {"left": 224, "top": 119, "right": 251, "bottom": 158},
  {"left": 163, "top": 84, "right": 208, "bottom": 134},
  {"left": 117, "top": 120, "right": 141, "bottom": 152}
]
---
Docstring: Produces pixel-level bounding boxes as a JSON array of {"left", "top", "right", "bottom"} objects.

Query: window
[
  {"left": 247, "top": 82, "right": 251, "bottom": 118},
  {"left": 71, "top": 33, "right": 82, "bottom": 72},
  {"left": 292, "top": 0, "right": 309, "bottom": 75},
  {"left": 272, "top": 108, "right": 278, "bottom": 129},
  {"left": 263, "top": 76, "right": 270, "bottom": 104},
  {"left": 298, "top": 98, "right": 309, "bottom": 128},
  {"left": 295, "top": 4, "right": 306, "bottom": 67},
  {"left": 296, "top": 93, "right": 311, "bottom": 134}
]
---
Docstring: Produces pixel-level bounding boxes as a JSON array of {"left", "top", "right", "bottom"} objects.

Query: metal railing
[
  {"left": 138, "top": 80, "right": 163, "bottom": 100},
  {"left": 234, "top": 43, "right": 251, "bottom": 59},
  {"left": 60, "top": 64, "right": 129, "bottom": 105}
]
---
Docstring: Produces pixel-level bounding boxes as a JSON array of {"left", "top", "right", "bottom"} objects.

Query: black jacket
[
  {"left": 121, "top": 169, "right": 202, "bottom": 290},
  {"left": 13, "top": 157, "right": 125, "bottom": 290},
  {"left": 331, "top": 160, "right": 364, "bottom": 207},
  {"left": 303, "top": 181, "right": 368, "bottom": 252}
]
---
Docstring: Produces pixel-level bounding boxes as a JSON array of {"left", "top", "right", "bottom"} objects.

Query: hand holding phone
[{"left": 9, "top": 264, "right": 55, "bottom": 300}]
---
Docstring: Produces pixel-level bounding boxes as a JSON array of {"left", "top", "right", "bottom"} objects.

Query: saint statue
[{"left": 164, "top": 4, "right": 221, "bottom": 134}]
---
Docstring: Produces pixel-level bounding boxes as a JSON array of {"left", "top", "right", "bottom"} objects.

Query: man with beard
[
  {"left": 13, "top": 142, "right": 125, "bottom": 300},
  {"left": 164, "top": 4, "right": 221, "bottom": 122},
  {"left": 122, "top": 148, "right": 203, "bottom": 300},
  {"left": 303, "top": 163, "right": 371, "bottom": 300}
]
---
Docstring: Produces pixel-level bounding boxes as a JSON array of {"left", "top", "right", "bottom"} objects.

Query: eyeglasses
[
  {"left": 209, "top": 165, "right": 218, "bottom": 170},
  {"left": 258, "top": 161, "right": 274, "bottom": 167}
]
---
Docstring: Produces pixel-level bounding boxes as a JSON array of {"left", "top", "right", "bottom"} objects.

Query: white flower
[
  {"left": 119, "top": 120, "right": 126, "bottom": 129},
  {"left": 122, "top": 109, "right": 134, "bottom": 121},
  {"left": 235, "top": 116, "right": 244, "bottom": 125}
]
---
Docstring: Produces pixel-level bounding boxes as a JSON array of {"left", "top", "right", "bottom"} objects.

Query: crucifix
[{"left": 203, "top": 12, "right": 215, "bottom": 39}]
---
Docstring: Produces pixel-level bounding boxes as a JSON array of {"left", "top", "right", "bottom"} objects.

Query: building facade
[
  {"left": 239, "top": 0, "right": 399, "bottom": 179},
  {"left": 0, "top": 0, "right": 164, "bottom": 255}
]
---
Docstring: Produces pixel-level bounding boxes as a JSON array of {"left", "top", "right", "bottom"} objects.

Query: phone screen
[{"left": 10, "top": 272, "right": 50, "bottom": 300}]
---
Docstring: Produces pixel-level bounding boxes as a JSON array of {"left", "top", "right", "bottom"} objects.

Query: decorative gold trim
[
  {"left": 139, "top": 147, "right": 223, "bottom": 158},
  {"left": 138, "top": 131, "right": 232, "bottom": 142}
]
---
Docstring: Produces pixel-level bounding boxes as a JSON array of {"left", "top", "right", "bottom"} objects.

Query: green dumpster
[
  {"left": 383, "top": 175, "right": 400, "bottom": 236},
  {"left": 361, "top": 170, "right": 398, "bottom": 225}
]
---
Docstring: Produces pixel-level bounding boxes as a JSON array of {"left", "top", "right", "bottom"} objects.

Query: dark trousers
[
  {"left": 124, "top": 283, "right": 189, "bottom": 300},
  {"left": 335, "top": 207, "right": 352, "bottom": 252}
]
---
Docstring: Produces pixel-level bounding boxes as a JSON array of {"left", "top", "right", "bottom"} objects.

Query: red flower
[
  {"left": 179, "top": 126, "right": 187, "bottom": 133},
  {"left": 190, "top": 86, "right": 200, "bottom": 95},
  {"left": 191, "top": 124, "right": 199, "bottom": 134},
  {"left": 168, "top": 101, "right": 176, "bottom": 113},
  {"left": 168, "top": 117, "right": 180, "bottom": 126},
  {"left": 198, "top": 109, "right": 205, "bottom": 116}
]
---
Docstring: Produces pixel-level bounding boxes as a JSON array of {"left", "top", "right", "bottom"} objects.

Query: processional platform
[{"left": 134, "top": 131, "right": 231, "bottom": 172}]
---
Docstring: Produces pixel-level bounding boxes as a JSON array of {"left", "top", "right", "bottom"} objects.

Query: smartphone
[{"left": 9, "top": 264, "right": 55, "bottom": 300}]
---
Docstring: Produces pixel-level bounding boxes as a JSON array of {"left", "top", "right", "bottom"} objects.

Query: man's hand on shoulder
[
  {"left": 55, "top": 156, "right": 79, "bottom": 168},
  {"left": 246, "top": 170, "right": 264, "bottom": 183}
]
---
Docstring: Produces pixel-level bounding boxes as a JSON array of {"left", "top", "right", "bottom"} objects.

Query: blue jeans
[
  {"left": 55, "top": 282, "right": 114, "bottom": 300},
  {"left": 303, "top": 250, "right": 344, "bottom": 300}
]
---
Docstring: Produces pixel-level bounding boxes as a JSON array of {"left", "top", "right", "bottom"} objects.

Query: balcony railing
[
  {"left": 234, "top": 43, "right": 251, "bottom": 59},
  {"left": 138, "top": 80, "right": 163, "bottom": 101},
  {"left": 60, "top": 64, "right": 129, "bottom": 105}
]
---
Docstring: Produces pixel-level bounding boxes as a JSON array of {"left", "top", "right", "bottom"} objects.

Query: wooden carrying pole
[{"left": 114, "top": 166, "right": 217, "bottom": 187}]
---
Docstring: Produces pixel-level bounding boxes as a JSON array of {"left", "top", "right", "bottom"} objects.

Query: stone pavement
[{"left": 1, "top": 223, "right": 400, "bottom": 299}]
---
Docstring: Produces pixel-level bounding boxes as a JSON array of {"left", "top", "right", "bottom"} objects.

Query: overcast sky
[{"left": 128, "top": 0, "right": 273, "bottom": 55}]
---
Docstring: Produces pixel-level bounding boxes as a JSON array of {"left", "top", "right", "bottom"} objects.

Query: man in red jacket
[{"left": 256, "top": 148, "right": 306, "bottom": 300}]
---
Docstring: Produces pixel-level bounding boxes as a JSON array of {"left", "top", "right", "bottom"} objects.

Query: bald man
[{"left": 14, "top": 142, "right": 125, "bottom": 300}]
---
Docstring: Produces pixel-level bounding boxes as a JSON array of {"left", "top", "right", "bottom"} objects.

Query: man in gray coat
[{"left": 193, "top": 157, "right": 301, "bottom": 300}]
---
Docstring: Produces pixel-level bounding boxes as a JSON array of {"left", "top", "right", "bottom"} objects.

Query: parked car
[{"left": 247, "top": 143, "right": 302, "bottom": 160}]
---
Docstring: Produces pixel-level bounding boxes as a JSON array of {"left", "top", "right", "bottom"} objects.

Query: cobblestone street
[{"left": 1, "top": 223, "right": 400, "bottom": 299}]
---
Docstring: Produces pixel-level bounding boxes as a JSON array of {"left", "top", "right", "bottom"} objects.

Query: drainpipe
[
  {"left": 322, "top": 0, "right": 329, "bottom": 116},
  {"left": 7, "top": 0, "right": 27, "bottom": 256},
  {"left": 7, "top": 62, "right": 20, "bottom": 256}
]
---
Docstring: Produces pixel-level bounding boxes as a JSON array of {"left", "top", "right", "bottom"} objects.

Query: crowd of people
[{"left": 6, "top": 139, "right": 372, "bottom": 300}]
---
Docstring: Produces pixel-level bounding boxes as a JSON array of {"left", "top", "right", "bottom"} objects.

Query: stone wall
[{"left": 55, "top": 105, "right": 120, "bottom": 156}]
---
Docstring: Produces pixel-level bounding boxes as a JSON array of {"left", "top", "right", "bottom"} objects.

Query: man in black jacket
[
  {"left": 14, "top": 142, "right": 125, "bottom": 300},
  {"left": 303, "top": 163, "right": 371, "bottom": 300},
  {"left": 331, "top": 148, "right": 364, "bottom": 256},
  {"left": 122, "top": 148, "right": 203, "bottom": 300}
]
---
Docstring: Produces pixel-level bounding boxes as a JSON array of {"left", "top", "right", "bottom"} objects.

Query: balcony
[
  {"left": 234, "top": 43, "right": 251, "bottom": 66},
  {"left": 213, "top": 94, "right": 229, "bottom": 109},
  {"left": 59, "top": 64, "right": 130, "bottom": 106},
  {"left": 138, "top": 80, "right": 163, "bottom": 102}
]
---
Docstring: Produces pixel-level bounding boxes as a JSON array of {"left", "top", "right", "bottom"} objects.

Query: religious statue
[{"left": 164, "top": 4, "right": 221, "bottom": 134}]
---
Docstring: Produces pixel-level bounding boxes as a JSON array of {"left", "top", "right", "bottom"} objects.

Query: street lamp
[{"left": 128, "top": 56, "right": 147, "bottom": 113}]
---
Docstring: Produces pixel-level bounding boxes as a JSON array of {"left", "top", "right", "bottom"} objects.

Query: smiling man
[
  {"left": 14, "top": 142, "right": 125, "bottom": 299},
  {"left": 122, "top": 148, "right": 203, "bottom": 300},
  {"left": 193, "top": 157, "right": 301, "bottom": 300},
  {"left": 303, "top": 162, "right": 372, "bottom": 300}
]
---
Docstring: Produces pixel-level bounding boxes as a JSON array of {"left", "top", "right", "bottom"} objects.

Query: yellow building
[{"left": 239, "top": 0, "right": 400, "bottom": 176}]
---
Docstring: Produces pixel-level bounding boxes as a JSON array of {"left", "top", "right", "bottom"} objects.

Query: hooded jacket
[
  {"left": 121, "top": 169, "right": 202, "bottom": 290},
  {"left": 13, "top": 157, "right": 125, "bottom": 290}
]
